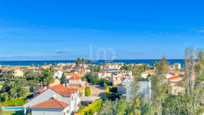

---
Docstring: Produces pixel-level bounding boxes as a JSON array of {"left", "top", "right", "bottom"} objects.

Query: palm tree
[
  {"left": 76, "top": 58, "right": 81, "bottom": 75},
  {"left": 81, "top": 58, "right": 85, "bottom": 65},
  {"left": 103, "top": 61, "right": 107, "bottom": 69},
  {"left": 43, "top": 62, "right": 47, "bottom": 65},
  {"left": 30, "top": 63, "right": 34, "bottom": 67},
  {"left": 89, "top": 60, "right": 92, "bottom": 65},
  {"left": 86, "top": 59, "right": 88, "bottom": 65}
]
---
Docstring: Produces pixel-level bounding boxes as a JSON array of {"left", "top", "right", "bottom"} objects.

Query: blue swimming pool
[{"left": 4, "top": 107, "right": 24, "bottom": 110}]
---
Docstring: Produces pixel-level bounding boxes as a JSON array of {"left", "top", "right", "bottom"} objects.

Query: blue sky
[{"left": 0, "top": 0, "right": 204, "bottom": 60}]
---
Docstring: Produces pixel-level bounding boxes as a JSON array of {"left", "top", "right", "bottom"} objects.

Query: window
[
  {"left": 67, "top": 110, "right": 69, "bottom": 113},
  {"left": 72, "top": 96, "right": 73, "bottom": 100},
  {"left": 72, "top": 80, "right": 74, "bottom": 83},
  {"left": 76, "top": 80, "right": 78, "bottom": 83},
  {"left": 64, "top": 112, "right": 65, "bottom": 115}
]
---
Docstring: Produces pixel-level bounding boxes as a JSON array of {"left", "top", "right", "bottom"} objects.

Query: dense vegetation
[
  {"left": 98, "top": 47, "right": 204, "bottom": 115},
  {"left": 77, "top": 98, "right": 103, "bottom": 115},
  {"left": 85, "top": 72, "right": 111, "bottom": 86}
]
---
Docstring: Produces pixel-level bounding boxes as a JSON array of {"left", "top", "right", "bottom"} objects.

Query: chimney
[{"left": 44, "top": 86, "right": 47, "bottom": 90}]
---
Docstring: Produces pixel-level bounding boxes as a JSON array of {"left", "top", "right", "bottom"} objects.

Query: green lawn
[{"left": 3, "top": 111, "right": 24, "bottom": 115}]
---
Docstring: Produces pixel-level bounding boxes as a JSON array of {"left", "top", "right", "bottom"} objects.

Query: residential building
[
  {"left": 118, "top": 78, "right": 151, "bottom": 100},
  {"left": 141, "top": 70, "right": 155, "bottom": 78},
  {"left": 98, "top": 71, "right": 112, "bottom": 79},
  {"left": 168, "top": 76, "right": 184, "bottom": 95},
  {"left": 13, "top": 69, "right": 24, "bottom": 77},
  {"left": 169, "top": 63, "right": 181, "bottom": 70},
  {"left": 111, "top": 72, "right": 125, "bottom": 86},
  {"left": 68, "top": 75, "right": 88, "bottom": 88},
  {"left": 24, "top": 84, "right": 81, "bottom": 115},
  {"left": 53, "top": 70, "right": 63, "bottom": 79}
]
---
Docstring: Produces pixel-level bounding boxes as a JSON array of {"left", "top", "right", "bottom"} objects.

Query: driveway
[{"left": 89, "top": 85, "right": 105, "bottom": 97}]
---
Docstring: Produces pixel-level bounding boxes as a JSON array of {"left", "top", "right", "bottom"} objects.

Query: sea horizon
[{"left": 0, "top": 59, "right": 186, "bottom": 67}]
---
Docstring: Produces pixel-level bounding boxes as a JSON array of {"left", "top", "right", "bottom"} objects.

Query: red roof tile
[
  {"left": 50, "top": 84, "right": 78, "bottom": 97},
  {"left": 168, "top": 76, "right": 180, "bottom": 80},
  {"left": 69, "top": 75, "right": 81, "bottom": 80},
  {"left": 102, "top": 71, "right": 112, "bottom": 73},
  {"left": 82, "top": 68, "right": 90, "bottom": 70},
  {"left": 30, "top": 99, "right": 69, "bottom": 109}
]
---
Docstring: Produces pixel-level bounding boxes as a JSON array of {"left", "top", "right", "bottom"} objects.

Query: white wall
[
  {"left": 53, "top": 70, "right": 63, "bottom": 79},
  {"left": 32, "top": 106, "right": 70, "bottom": 115},
  {"left": 122, "top": 81, "right": 151, "bottom": 100}
]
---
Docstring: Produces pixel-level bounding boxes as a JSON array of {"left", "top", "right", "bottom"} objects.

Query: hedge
[
  {"left": 105, "top": 86, "right": 122, "bottom": 98},
  {"left": 77, "top": 98, "right": 103, "bottom": 115},
  {"left": 2, "top": 97, "right": 27, "bottom": 107}
]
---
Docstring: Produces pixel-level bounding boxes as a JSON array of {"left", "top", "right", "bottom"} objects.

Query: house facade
[
  {"left": 24, "top": 84, "right": 81, "bottom": 115},
  {"left": 118, "top": 78, "right": 151, "bottom": 100},
  {"left": 53, "top": 70, "right": 63, "bottom": 79}
]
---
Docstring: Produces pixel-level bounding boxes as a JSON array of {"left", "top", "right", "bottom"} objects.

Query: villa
[{"left": 24, "top": 84, "right": 81, "bottom": 115}]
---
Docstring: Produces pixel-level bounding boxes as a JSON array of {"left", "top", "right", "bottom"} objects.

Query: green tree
[
  {"left": 1, "top": 70, "right": 13, "bottom": 93},
  {"left": 36, "top": 64, "right": 40, "bottom": 67},
  {"left": 40, "top": 66, "right": 55, "bottom": 87},
  {"left": 27, "top": 80, "right": 39, "bottom": 92},
  {"left": 151, "top": 57, "right": 168, "bottom": 115},
  {"left": 43, "top": 62, "right": 47, "bottom": 65},
  {"left": 30, "top": 63, "right": 34, "bottom": 67},
  {"left": 60, "top": 73, "right": 67, "bottom": 86},
  {"left": 99, "top": 98, "right": 127, "bottom": 115},
  {"left": 85, "top": 86, "right": 91, "bottom": 96},
  {"left": 103, "top": 83, "right": 107, "bottom": 89},
  {"left": 53, "top": 62, "right": 57, "bottom": 66}
]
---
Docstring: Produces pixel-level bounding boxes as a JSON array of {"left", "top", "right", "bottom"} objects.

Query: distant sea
[{"left": 0, "top": 59, "right": 185, "bottom": 68}]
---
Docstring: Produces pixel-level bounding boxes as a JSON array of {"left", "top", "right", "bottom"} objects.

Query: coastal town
[{"left": 0, "top": 57, "right": 192, "bottom": 115}]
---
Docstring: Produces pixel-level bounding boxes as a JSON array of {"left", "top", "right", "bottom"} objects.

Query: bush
[
  {"left": 81, "top": 77, "right": 87, "bottom": 81},
  {"left": 77, "top": 98, "right": 103, "bottom": 115},
  {"left": 77, "top": 106, "right": 87, "bottom": 113},
  {"left": 2, "top": 97, "right": 27, "bottom": 106},
  {"left": 103, "top": 83, "right": 107, "bottom": 89},
  {"left": 85, "top": 87, "right": 91, "bottom": 96},
  {"left": 105, "top": 86, "right": 121, "bottom": 98}
]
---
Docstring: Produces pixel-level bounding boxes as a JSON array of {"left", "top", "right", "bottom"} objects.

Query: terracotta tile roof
[
  {"left": 82, "top": 68, "right": 90, "bottom": 70},
  {"left": 30, "top": 98, "right": 69, "bottom": 109},
  {"left": 50, "top": 84, "right": 78, "bottom": 97},
  {"left": 168, "top": 76, "right": 180, "bottom": 80},
  {"left": 65, "top": 73, "right": 77, "bottom": 76},
  {"left": 67, "top": 86, "right": 85, "bottom": 91},
  {"left": 102, "top": 71, "right": 112, "bottom": 73},
  {"left": 69, "top": 75, "right": 81, "bottom": 80}
]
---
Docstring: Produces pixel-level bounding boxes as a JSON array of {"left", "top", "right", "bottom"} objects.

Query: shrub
[
  {"left": 77, "top": 106, "right": 87, "bottom": 113},
  {"left": 85, "top": 87, "right": 91, "bottom": 96},
  {"left": 2, "top": 97, "right": 27, "bottom": 107},
  {"left": 77, "top": 98, "right": 103, "bottom": 115},
  {"left": 103, "top": 83, "right": 107, "bottom": 89}
]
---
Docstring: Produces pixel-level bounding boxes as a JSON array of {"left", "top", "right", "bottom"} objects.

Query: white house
[
  {"left": 23, "top": 84, "right": 81, "bottom": 115},
  {"left": 118, "top": 78, "right": 151, "bottom": 100},
  {"left": 98, "top": 71, "right": 112, "bottom": 79},
  {"left": 53, "top": 70, "right": 63, "bottom": 79}
]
